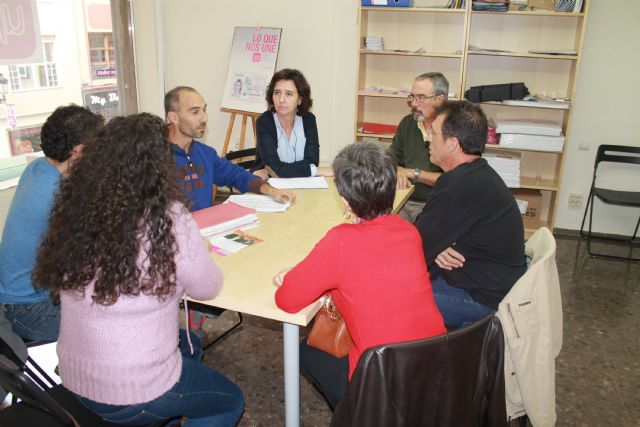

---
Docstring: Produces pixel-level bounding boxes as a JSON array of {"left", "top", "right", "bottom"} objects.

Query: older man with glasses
[{"left": 390, "top": 72, "right": 449, "bottom": 223}]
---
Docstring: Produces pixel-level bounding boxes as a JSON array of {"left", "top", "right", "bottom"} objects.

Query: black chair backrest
[
  {"left": 225, "top": 148, "right": 257, "bottom": 170},
  {"left": 331, "top": 315, "right": 507, "bottom": 427},
  {"left": 595, "top": 145, "right": 640, "bottom": 168},
  {"left": 0, "top": 360, "right": 75, "bottom": 426}
]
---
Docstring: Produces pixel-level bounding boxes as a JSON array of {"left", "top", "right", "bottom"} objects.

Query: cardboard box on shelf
[{"left": 512, "top": 189, "right": 542, "bottom": 229}]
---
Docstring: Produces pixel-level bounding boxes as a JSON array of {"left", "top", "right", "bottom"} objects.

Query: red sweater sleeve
[{"left": 275, "top": 228, "right": 342, "bottom": 313}]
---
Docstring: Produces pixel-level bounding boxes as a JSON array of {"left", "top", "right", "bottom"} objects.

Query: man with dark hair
[
  {"left": 165, "top": 86, "right": 294, "bottom": 211},
  {"left": 0, "top": 105, "right": 104, "bottom": 341},
  {"left": 414, "top": 101, "right": 526, "bottom": 327},
  {"left": 166, "top": 86, "right": 295, "bottom": 334},
  {"left": 390, "top": 72, "right": 448, "bottom": 223}
]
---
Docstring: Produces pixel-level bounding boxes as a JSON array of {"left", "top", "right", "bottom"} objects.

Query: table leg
[{"left": 283, "top": 322, "right": 300, "bottom": 427}]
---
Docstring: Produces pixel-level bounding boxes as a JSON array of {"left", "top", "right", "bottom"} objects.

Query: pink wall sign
[{"left": 0, "top": 0, "right": 43, "bottom": 64}]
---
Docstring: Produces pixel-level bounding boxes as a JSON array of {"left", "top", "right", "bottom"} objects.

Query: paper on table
[
  {"left": 226, "top": 194, "right": 291, "bottom": 212},
  {"left": 268, "top": 176, "right": 328, "bottom": 189}
]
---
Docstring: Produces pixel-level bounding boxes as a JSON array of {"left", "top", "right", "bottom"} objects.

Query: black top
[
  {"left": 415, "top": 158, "right": 526, "bottom": 309},
  {"left": 254, "top": 111, "right": 320, "bottom": 178}
]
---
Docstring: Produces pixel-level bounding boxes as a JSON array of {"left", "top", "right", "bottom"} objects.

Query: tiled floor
[{"left": 200, "top": 236, "right": 640, "bottom": 426}]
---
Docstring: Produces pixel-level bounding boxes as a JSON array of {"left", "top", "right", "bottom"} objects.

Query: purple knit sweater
[{"left": 56, "top": 203, "right": 222, "bottom": 405}]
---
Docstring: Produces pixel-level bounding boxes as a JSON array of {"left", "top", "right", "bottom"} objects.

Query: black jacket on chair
[{"left": 331, "top": 315, "right": 507, "bottom": 427}]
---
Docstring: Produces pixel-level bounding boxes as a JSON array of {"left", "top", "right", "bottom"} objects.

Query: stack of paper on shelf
[
  {"left": 483, "top": 151, "right": 521, "bottom": 188},
  {"left": 365, "top": 36, "right": 384, "bottom": 51},
  {"left": 496, "top": 119, "right": 565, "bottom": 152},
  {"left": 496, "top": 119, "right": 562, "bottom": 136},
  {"left": 499, "top": 134, "right": 565, "bottom": 152},
  {"left": 192, "top": 202, "right": 258, "bottom": 237}
]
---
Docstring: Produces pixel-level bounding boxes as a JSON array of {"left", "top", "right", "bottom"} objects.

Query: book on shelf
[
  {"left": 192, "top": 202, "right": 258, "bottom": 237},
  {"left": 361, "top": 122, "right": 399, "bottom": 135}
]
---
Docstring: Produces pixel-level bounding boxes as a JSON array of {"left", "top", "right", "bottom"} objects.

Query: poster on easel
[{"left": 221, "top": 26, "right": 282, "bottom": 113}]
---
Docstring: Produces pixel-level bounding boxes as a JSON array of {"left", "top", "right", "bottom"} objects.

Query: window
[
  {"left": 88, "top": 32, "right": 116, "bottom": 79},
  {"left": 8, "top": 37, "right": 59, "bottom": 91}
]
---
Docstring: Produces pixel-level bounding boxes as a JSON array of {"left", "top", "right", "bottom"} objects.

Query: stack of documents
[
  {"left": 496, "top": 119, "right": 562, "bottom": 136},
  {"left": 472, "top": 1, "right": 509, "bottom": 12},
  {"left": 496, "top": 119, "right": 565, "bottom": 152},
  {"left": 555, "top": 0, "right": 583, "bottom": 12},
  {"left": 268, "top": 176, "right": 328, "bottom": 189},
  {"left": 227, "top": 194, "right": 291, "bottom": 212},
  {"left": 192, "top": 202, "right": 258, "bottom": 237},
  {"left": 365, "top": 36, "right": 384, "bottom": 51},
  {"left": 499, "top": 134, "right": 565, "bottom": 152},
  {"left": 483, "top": 152, "right": 521, "bottom": 188}
]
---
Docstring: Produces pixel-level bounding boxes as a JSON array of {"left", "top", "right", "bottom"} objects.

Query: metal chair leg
[{"left": 203, "top": 312, "right": 244, "bottom": 350}]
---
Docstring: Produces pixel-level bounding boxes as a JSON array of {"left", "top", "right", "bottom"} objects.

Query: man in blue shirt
[
  {"left": 0, "top": 105, "right": 104, "bottom": 341},
  {"left": 165, "top": 86, "right": 294, "bottom": 211},
  {"left": 165, "top": 86, "right": 295, "bottom": 335}
]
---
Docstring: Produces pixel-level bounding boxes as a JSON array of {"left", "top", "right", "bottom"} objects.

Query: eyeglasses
[{"left": 407, "top": 93, "right": 440, "bottom": 103}]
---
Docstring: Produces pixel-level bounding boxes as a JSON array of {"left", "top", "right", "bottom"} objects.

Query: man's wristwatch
[{"left": 412, "top": 168, "right": 420, "bottom": 180}]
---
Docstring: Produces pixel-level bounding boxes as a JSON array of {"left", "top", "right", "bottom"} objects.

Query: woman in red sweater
[{"left": 274, "top": 142, "right": 446, "bottom": 410}]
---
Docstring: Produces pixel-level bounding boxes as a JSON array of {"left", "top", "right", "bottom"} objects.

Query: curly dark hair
[
  {"left": 265, "top": 69, "right": 313, "bottom": 115},
  {"left": 33, "top": 113, "right": 188, "bottom": 305},
  {"left": 40, "top": 105, "right": 104, "bottom": 162}
]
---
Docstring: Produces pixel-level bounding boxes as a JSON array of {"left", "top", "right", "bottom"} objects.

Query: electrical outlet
[{"left": 568, "top": 193, "right": 583, "bottom": 209}]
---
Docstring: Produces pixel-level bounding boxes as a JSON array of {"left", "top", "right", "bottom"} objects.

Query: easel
[
  {"left": 214, "top": 108, "right": 261, "bottom": 203},
  {"left": 220, "top": 107, "right": 260, "bottom": 156}
]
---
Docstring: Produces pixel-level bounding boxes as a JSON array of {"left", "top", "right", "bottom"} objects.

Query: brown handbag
[{"left": 307, "top": 295, "right": 353, "bottom": 358}]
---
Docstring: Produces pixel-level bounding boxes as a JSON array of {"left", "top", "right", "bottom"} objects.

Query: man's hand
[
  {"left": 273, "top": 267, "right": 292, "bottom": 287},
  {"left": 435, "top": 246, "right": 465, "bottom": 270},
  {"left": 260, "top": 182, "right": 296, "bottom": 204},
  {"left": 397, "top": 167, "right": 414, "bottom": 189}
]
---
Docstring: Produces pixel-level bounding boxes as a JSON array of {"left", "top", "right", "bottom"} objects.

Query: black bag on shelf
[{"left": 465, "top": 83, "right": 530, "bottom": 102}]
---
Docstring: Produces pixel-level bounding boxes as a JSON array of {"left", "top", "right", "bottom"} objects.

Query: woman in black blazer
[{"left": 254, "top": 69, "right": 332, "bottom": 178}]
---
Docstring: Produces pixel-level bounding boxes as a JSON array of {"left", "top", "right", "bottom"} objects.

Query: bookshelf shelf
[{"left": 355, "top": 1, "right": 589, "bottom": 233}]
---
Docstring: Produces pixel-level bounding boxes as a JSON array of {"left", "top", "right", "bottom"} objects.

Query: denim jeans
[
  {"left": 3, "top": 299, "right": 61, "bottom": 341},
  {"left": 430, "top": 274, "right": 493, "bottom": 328},
  {"left": 299, "top": 340, "right": 349, "bottom": 410},
  {"left": 76, "top": 330, "right": 244, "bottom": 427}
]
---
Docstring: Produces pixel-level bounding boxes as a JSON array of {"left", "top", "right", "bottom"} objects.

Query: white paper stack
[
  {"left": 227, "top": 194, "right": 291, "bottom": 212},
  {"left": 496, "top": 119, "right": 565, "bottom": 152},
  {"left": 499, "top": 134, "right": 565, "bottom": 152},
  {"left": 496, "top": 119, "right": 562, "bottom": 136},
  {"left": 483, "top": 152, "right": 521, "bottom": 188},
  {"left": 365, "top": 36, "right": 384, "bottom": 51}
]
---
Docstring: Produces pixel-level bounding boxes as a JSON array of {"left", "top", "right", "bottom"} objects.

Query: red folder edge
[{"left": 192, "top": 202, "right": 256, "bottom": 230}]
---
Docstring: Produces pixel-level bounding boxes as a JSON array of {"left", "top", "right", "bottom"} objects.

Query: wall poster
[
  {"left": 7, "top": 125, "right": 42, "bottom": 155},
  {"left": 221, "top": 27, "right": 282, "bottom": 113}
]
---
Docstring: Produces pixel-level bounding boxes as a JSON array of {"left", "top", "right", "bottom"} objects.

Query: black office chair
[
  {"left": 330, "top": 315, "right": 507, "bottom": 427},
  {"left": 225, "top": 147, "right": 258, "bottom": 171},
  {"left": 0, "top": 337, "right": 176, "bottom": 427},
  {"left": 579, "top": 144, "right": 640, "bottom": 261}
]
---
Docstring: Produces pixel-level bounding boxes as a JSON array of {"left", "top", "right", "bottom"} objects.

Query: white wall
[
  {"left": 133, "top": 0, "right": 640, "bottom": 233},
  {"left": 132, "top": 0, "right": 359, "bottom": 166},
  {"left": 556, "top": 0, "right": 640, "bottom": 234}
]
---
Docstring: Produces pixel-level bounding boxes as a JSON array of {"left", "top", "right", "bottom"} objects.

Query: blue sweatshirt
[{"left": 172, "top": 140, "right": 256, "bottom": 211}]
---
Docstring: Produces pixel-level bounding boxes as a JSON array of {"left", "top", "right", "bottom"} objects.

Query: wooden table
[{"left": 191, "top": 179, "right": 413, "bottom": 427}]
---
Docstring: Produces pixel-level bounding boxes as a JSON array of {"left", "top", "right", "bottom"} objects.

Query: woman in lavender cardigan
[{"left": 33, "top": 113, "right": 244, "bottom": 427}]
